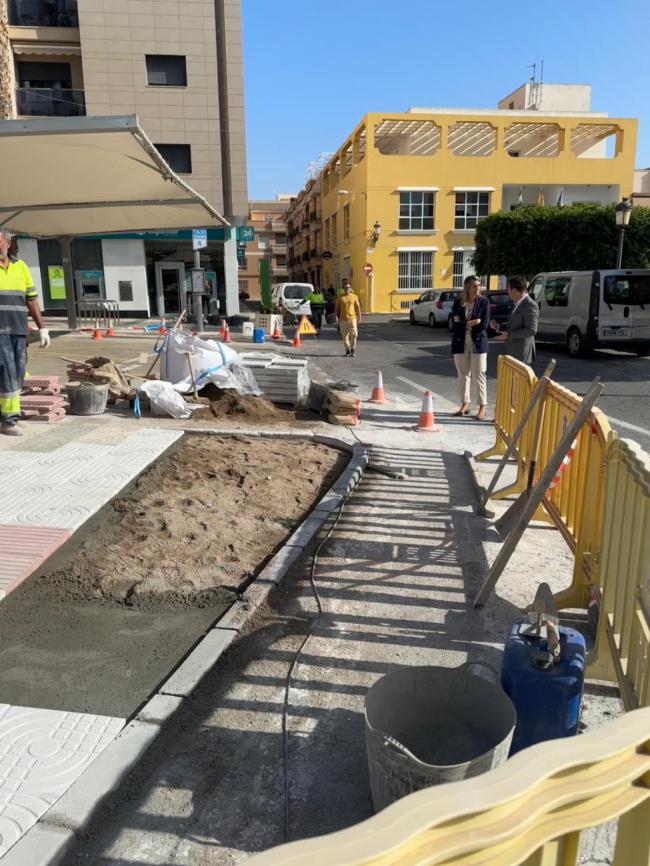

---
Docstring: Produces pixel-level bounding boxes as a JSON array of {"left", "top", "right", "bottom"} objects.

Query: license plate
[{"left": 602, "top": 327, "right": 629, "bottom": 338}]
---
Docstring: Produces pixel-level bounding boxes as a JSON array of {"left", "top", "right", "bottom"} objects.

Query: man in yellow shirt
[
  {"left": 0, "top": 229, "right": 50, "bottom": 436},
  {"left": 334, "top": 283, "right": 361, "bottom": 357}
]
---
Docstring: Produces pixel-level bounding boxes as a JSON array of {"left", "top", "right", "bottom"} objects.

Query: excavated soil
[
  {"left": 191, "top": 388, "right": 285, "bottom": 422},
  {"left": 41, "top": 434, "right": 345, "bottom": 611}
]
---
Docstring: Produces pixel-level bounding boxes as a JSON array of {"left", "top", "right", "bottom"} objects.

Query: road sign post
[
  {"left": 363, "top": 263, "right": 374, "bottom": 311},
  {"left": 192, "top": 228, "right": 208, "bottom": 251}
]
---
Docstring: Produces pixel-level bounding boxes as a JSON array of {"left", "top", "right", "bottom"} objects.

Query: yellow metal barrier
[
  {"left": 533, "top": 381, "right": 612, "bottom": 610},
  {"left": 246, "top": 708, "right": 650, "bottom": 866},
  {"left": 476, "top": 355, "right": 537, "bottom": 500},
  {"left": 593, "top": 437, "right": 650, "bottom": 710}
]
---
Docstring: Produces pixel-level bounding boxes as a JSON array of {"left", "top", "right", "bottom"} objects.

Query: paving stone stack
[
  {"left": 238, "top": 354, "right": 311, "bottom": 406},
  {"left": 20, "top": 375, "right": 67, "bottom": 423}
]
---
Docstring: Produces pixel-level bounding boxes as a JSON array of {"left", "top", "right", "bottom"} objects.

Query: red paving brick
[{"left": 0, "top": 525, "right": 72, "bottom": 598}]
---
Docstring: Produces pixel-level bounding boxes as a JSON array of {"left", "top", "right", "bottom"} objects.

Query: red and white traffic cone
[
  {"left": 220, "top": 319, "right": 227, "bottom": 339},
  {"left": 223, "top": 321, "right": 232, "bottom": 344},
  {"left": 415, "top": 390, "right": 438, "bottom": 432},
  {"left": 272, "top": 320, "right": 282, "bottom": 340},
  {"left": 158, "top": 316, "right": 167, "bottom": 334},
  {"left": 292, "top": 326, "right": 302, "bottom": 348},
  {"left": 548, "top": 438, "right": 578, "bottom": 491},
  {"left": 369, "top": 370, "right": 390, "bottom": 404}
]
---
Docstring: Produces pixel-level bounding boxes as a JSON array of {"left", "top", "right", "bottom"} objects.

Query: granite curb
[{"left": 6, "top": 431, "right": 368, "bottom": 866}]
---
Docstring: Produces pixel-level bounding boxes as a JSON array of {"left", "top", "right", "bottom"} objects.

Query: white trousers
[{"left": 453, "top": 347, "right": 487, "bottom": 406}]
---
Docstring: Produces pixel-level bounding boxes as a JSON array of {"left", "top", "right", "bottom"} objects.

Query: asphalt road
[{"left": 299, "top": 314, "right": 650, "bottom": 453}]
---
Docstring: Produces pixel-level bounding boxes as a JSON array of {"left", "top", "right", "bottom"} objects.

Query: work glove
[{"left": 39, "top": 328, "right": 51, "bottom": 348}]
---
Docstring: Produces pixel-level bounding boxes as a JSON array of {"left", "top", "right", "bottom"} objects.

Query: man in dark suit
[{"left": 492, "top": 276, "right": 539, "bottom": 364}]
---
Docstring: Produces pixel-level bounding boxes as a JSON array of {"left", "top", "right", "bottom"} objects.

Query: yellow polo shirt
[
  {"left": 337, "top": 294, "right": 359, "bottom": 321},
  {"left": 0, "top": 257, "right": 37, "bottom": 335}
]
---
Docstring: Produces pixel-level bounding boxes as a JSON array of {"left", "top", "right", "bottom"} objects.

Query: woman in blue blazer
[{"left": 450, "top": 275, "right": 490, "bottom": 419}]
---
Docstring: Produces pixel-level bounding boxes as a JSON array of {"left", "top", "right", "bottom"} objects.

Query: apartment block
[
  {"left": 238, "top": 196, "right": 292, "bottom": 300},
  {"left": 5, "top": 0, "right": 248, "bottom": 317},
  {"left": 286, "top": 178, "right": 323, "bottom": 288},
  {"left": 308, "top": 84, "right": 636, "bottom": 312}
]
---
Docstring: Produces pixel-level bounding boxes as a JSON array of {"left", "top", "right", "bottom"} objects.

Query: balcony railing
[
  {"left": 9, "top": 0, "right": 78, "bottom": 27},
  {"left": 16, "top": 87, "right": 86, "bottom": 117}
]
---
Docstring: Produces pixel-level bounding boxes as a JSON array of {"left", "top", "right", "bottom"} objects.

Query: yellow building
[{"left": 318, "top": 96, "right": 637, "bottom": 312}]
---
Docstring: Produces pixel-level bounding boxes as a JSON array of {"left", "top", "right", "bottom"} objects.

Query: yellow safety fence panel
[
  {"left": 532, "top": 380, "right": 612, "bottom": 610},
  {"left": 593, "top": 437, "right": 650, "bottom": 710},
  {"left": 246, "top": 708, "right": 650, "bottom": 866},
  {"left": 476, "top": 355, "right": 537, "bottom": 501}
]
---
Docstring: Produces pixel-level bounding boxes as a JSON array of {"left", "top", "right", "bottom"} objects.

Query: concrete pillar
[{"left": 223, "top": 232, "right": 240, "bottom": 317}]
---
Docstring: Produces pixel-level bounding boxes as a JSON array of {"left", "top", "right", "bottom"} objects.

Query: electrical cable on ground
[{"left": 281, "top": 491, "right": 349, "bottom": 843}]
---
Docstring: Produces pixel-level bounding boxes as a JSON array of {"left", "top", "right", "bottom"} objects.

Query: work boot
[
  {"left": 350, "top": 349, "right": 356, "bottom": 357},
  {"left": 1, "top": 422, "right": 23, "bottom": 436},
  {"left": 345, "top": 349, "right": 351, "bottom": 357}
]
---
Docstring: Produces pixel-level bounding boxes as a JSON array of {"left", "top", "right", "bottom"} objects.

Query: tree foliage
[{"left": 473, "top": 204, "right": 650, "bottom": 278}]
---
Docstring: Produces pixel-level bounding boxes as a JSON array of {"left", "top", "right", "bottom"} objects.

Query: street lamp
[
  {"left": 372, "top": 221, "right": 381, "bottom": 244},
  {"left": 337, "top": 189, "right": 381, "bottom": 245},
  {"left": 615, "top": 196, "right": 633, "bottom": 268}
]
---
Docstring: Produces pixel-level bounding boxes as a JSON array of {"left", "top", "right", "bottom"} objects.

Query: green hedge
[{"left": 472, "top": 204, "right": 650, "bottom": 278}]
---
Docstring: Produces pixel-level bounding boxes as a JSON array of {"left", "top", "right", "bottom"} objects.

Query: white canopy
[{"left": 0, "top": 115, "right": 229, "bottom": 237}]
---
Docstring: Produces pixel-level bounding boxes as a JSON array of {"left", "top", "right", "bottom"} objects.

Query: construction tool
[{"left": 183, "top": 351, "right": 199, "bottom": 399}]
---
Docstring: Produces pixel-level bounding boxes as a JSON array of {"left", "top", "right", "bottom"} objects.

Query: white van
[
  {"left": 270, "top": 282, "right": 313, "bottom": 316},
  {"left": 529, "top": 270, "right": 650, "bottom": 357}
]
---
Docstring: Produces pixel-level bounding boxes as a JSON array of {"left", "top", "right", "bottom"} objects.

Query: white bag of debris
[
  {"left": 140, "top": 380, "right": 194, "bottom": 419},
  {"left": 158, "top": 330, "right": 260, "bottom": 396}
]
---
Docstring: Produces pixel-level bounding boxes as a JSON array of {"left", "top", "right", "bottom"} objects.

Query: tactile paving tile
[
  {"left": 0, "top": 525, "right": 72, "bottom": 599},
  {"left": 0, "top": 428, "right": 182, "bottom": 530},
  {"left": 0, "top": 705, "right": 124, "bottom": 857}
]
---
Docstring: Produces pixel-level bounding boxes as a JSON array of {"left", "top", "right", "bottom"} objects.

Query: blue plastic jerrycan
[{"left": 501, "top": 622, "right": 586, "bottom": 755}]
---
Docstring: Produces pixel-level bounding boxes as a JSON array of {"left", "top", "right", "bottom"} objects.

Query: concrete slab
[{"left": 0, "top": 705, "right": 123, "bottom": 858}]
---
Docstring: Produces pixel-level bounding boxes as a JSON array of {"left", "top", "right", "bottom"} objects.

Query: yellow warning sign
[{"left": 297, "top": 315, "right": 318, "bottom": 335}]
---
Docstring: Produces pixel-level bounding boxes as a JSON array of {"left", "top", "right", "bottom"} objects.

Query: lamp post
[{"left": 615, "top": 196, "right": 633, "bottom": 269}]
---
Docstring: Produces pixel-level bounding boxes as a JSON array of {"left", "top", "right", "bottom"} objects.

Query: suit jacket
[
  {"left": 450, "top": 296, "right": 490, "bottom": 355},
  {"left": 506, "top": 293, "right": 539, "bottom": 364}
]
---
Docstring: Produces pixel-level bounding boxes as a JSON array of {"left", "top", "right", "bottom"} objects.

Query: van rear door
[{"left": 600, "top": 272, "right": 650, "bottom": 342}]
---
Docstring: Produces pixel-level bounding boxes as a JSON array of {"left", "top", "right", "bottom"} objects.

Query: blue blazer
[{"left": 450, "top": 296, "right": 490, "bottom": 355}]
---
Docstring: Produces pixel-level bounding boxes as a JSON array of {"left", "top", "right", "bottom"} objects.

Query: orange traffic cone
[
  {"left": 415, "top": 390, "right": 438, "bottom": 432},
  {"left": 369, "top": 370, "right": 390, "bottom": 404},
  {"left": 292, "top": 326, "right": 302, "bottom": 348},
  {"left": 220, "top": 319, "right": 227, "bottom": 339},
  {"left": 223, "top": 321, "right": 232, "bottom": 343},
  {"left": 105, "top": 327, "right": 116, "bottom": 337},
  {"left": 91, "top": 328, "right": 103, "bottom": 340},
  {"left": 272, "top": 320, "right": 282, "bottom": 340},
  {"left": 158, "top": 316, "right": 167, "bottom": 334}
]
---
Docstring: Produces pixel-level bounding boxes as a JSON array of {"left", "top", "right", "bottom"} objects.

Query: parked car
[
  {"left": 529, "top": 269, "right": 650, "bottom": 357},
  {"left": 484, "top": 290, "right": 515, "bottom": 331},
  {"left": 270, "top": 282, "right": 313, "bottom": 317},
  {"left": 238, "top": 286, "right": 250, "bottom": 302},
  {"left": 410, "top": 289, "right": 461, "bottom": 327}
]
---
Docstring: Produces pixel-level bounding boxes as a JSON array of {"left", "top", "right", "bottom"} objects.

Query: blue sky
[{"left": 241, "top": 0, "right": 650, "bottom": 199}]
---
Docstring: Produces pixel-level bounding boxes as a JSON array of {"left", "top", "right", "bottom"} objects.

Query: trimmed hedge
[{"left": 472, "top": 204, "right": 650, "bottom": 278}]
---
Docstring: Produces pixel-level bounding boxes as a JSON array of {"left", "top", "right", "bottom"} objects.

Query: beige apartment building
[
  {"left": 238, "top": 196, "right": 291, "bottom": 300},
  {"left": 286, "top": 177, "right": 324, "bottom": 288},
  {"left": 3, "top": 0, "right": 248, "bottom": 317}
]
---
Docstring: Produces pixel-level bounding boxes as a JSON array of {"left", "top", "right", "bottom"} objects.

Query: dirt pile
[
  {"left": 43, "top": 435, "right": 345, "bottom": 610},
  {"left": 191, "top": 388, "right": 285, "bottom": 422}
]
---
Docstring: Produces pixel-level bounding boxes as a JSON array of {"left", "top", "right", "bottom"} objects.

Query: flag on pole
[
  {"left": 556, "top": 187, "right": 564, "bottom": 207},
  {"left": 517, "top": 186, "right": 523, "bottom": 206},
  {"left": 536, "top": 188, "right": 545, "bottom": 207}
]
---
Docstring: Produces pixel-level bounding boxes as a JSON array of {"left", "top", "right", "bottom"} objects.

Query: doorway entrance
[{"left": 155, "top": 262, "right": 186, "bottom": 316}]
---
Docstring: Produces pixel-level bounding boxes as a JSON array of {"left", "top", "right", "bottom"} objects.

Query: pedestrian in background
[
  {"left": 0, "top": 229, "right": 50, "bottom": 436},
  {"left": 492, "top": 276, "right": 539, "bottom": 364},
  {"left": 450, "top": 275, "right": 489, "bottom": 419},
  {"left": 306, "top": 287, "right": 325, "bottom": 332},
  {"left": 335, "top": 283, "right": 361, "bottom": 357}
]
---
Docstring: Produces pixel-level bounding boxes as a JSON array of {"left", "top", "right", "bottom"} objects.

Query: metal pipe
[{"left": 60, "top": 236, "right": 77, "bottom": 330}]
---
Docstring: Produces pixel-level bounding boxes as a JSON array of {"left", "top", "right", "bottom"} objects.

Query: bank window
[
  {"left": 154, "top": 143, "right": 191, "bottom": 173},
  {"left": 146, "top": 55, "right": 187, "bottom": 87},
  {"left": 343, "top": 204, "right": 350, "bottom": 240},
  {"left": 544, "top": 277, "right": 570, "bottom": 307},
  {"left": 399, "top": 191, "right": 435, "bottom": 231},
  {"left": 398, "top": 251, "right": 433, "bottom": 292},
  {"left": 454, "top": 191, "right": 489, "bottom": 230}
]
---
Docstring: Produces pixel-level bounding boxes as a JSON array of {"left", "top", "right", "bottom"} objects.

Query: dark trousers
[
  {"left": 310, "top": 304, "right": 325, "bottom": 331},
  {"left": 0, "top": 334, "right": 27, "bottom": 424}
]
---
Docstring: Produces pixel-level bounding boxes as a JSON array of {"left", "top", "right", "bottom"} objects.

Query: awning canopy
[{"left": 0, "top": 115, "right": 229, "bottom": 237}]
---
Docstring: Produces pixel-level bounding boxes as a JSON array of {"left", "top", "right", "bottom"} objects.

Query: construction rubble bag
[{"left": 158, "top": 330, "right": 259, "bottom": 396}]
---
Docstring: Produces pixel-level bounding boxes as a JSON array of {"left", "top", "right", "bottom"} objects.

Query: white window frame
[
  {"left": 399, "top": 190, "right": 435, "bottom": 231},
  {"left": 454, "top": 191, "right": 490, "bottom": 230},
  {"left": 398, "top": 250, "right": 434, "bottom": 292}
]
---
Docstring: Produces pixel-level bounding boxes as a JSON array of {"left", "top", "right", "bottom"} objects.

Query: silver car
[{"left": 410, "top": 289, "right": 461, "bottom": 327}]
